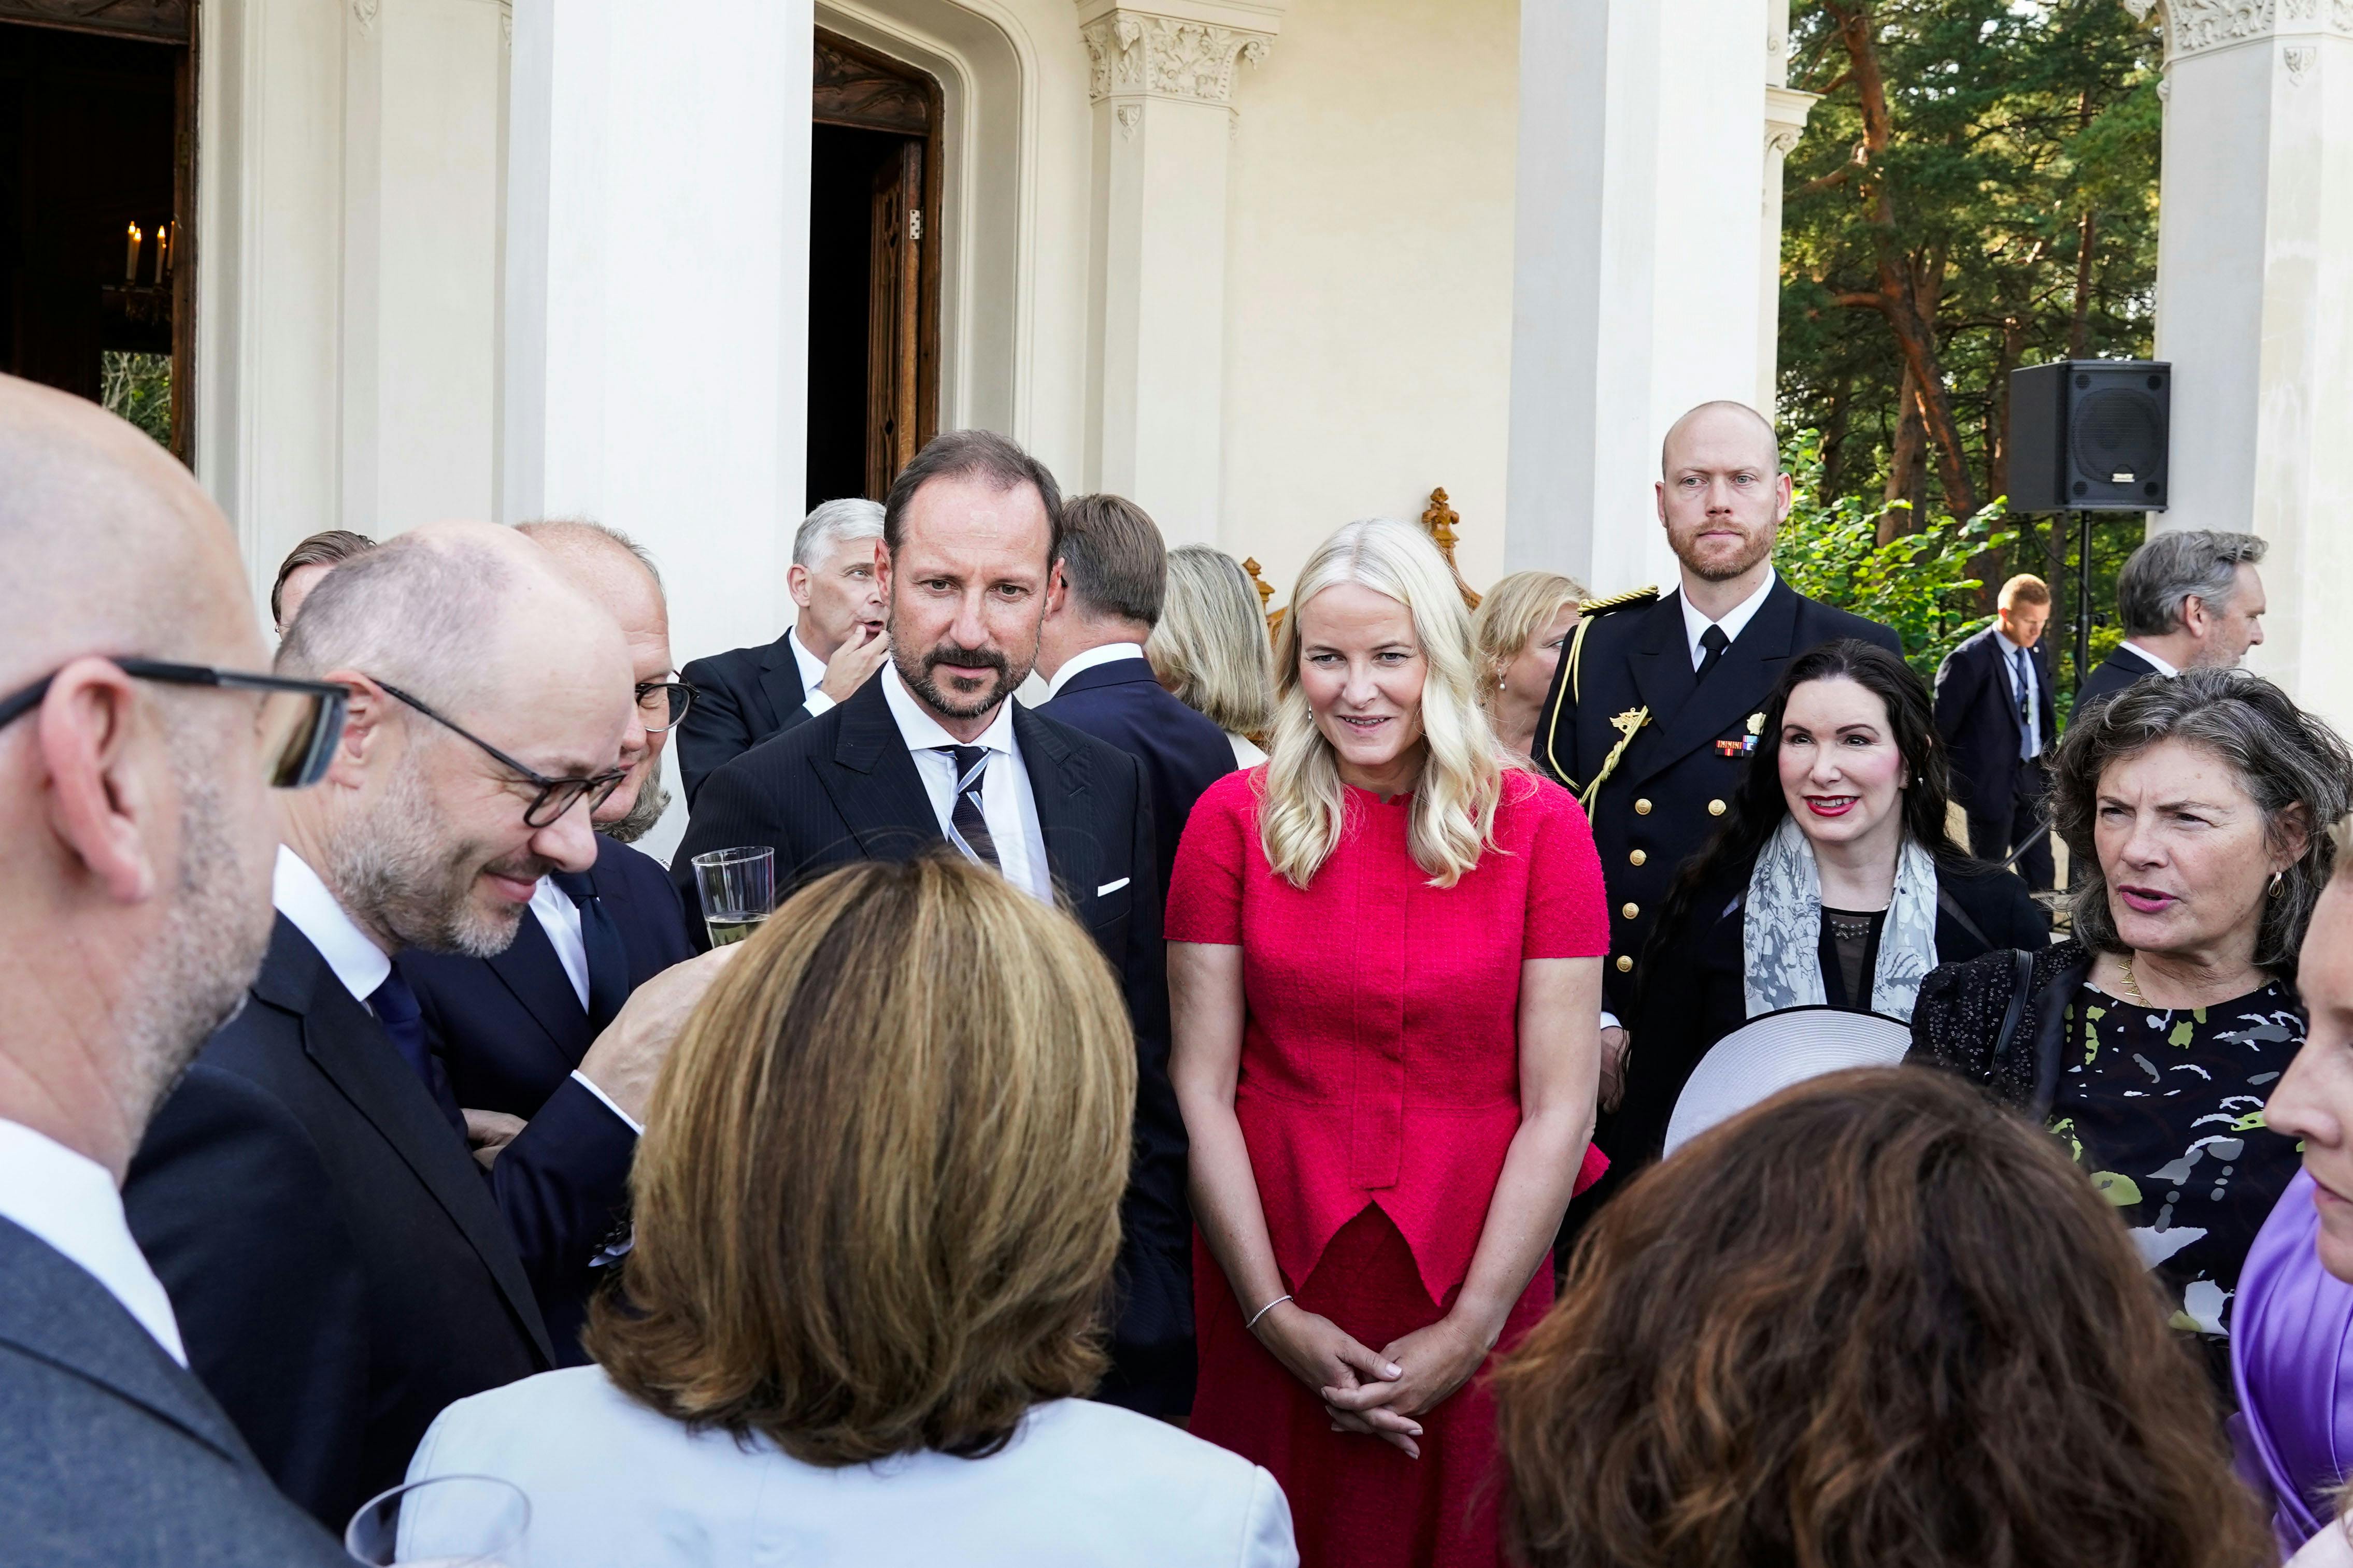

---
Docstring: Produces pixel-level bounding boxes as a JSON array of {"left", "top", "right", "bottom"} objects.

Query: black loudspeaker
[{"left": 2007, "top": 359, "right": 2170, "bottom": 512}]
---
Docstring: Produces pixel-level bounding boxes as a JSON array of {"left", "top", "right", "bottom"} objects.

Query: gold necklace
[{"left": 2118, "top": 954, "right": 2149, "bottom": 1006}]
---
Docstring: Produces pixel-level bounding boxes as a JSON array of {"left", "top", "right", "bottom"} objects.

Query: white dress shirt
[
  {"left": 0, "top": 1118, "right": 187, "bottom": 1364},
  {"left": 2118, "top": 639, "right": 2183, "bottom": 679},
  {"left": 1044, "top": 641, "right": 1149, "bottom": 700},
  {"left": 1679, "top": 568, "right": 1777, "bottom": 670},
  {"left": 275, "top": 845, "right": 637, "bottom": 1131},
  {"left": 881, "top": 665, "right": 1053, "bottom": 904},
  {"left": 410, "top": 1368, "right": 1297, "bottom": 1568},
  {"left": 529, "top": 877, "right": 590, "bottom": 1011},
  {"left": 791, "top": 624, "right": 836, "bottom": 719},
  {"left": 1996, "top": 629, "right": 2044, "bottom": 759}
]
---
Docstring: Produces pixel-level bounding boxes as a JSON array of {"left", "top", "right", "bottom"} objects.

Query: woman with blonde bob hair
[
  {"left": 1169, "top": 517, "right": 1611, "bottom": 1568},
  {"left": 1151, "top": 543, "right": 1280, "bottom": 765},
  {"left": 1472, "top": 570, "right": 1587, "bottom": 768},
  {"left": 402, "top": 857, "right": 1295, "bottom": 1567}
]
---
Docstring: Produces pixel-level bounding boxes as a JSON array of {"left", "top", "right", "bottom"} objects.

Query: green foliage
[
  {"left": 1778, "top": 0, "right": 2160, "bottom": 519},
  {"left": 1775, "top": 432, "right": 2015, "bottom": 682},
  {"left": 101, "top": 351, "right": 173, "bottom": 448}
]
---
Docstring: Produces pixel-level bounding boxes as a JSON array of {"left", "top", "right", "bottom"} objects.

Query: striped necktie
[{"left": 934, "top": 744, "right": 1000, "bottom": 870}]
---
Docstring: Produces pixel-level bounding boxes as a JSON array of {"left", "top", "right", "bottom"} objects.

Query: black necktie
[
  {"left": 368, "top": 970, "right": 465, "bottom": 1135},
  {"left": 1696, "top": 624, "right": 1731, "bottom": 685},
  {"left": 551, "top": 870, "right": 631, "bottom": 1034},
  {"left": 934, "top": 744, "right": 1000, "bottom": 870}
]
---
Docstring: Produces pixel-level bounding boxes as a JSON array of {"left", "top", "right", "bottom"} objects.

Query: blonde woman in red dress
[{"left": 1168, "top": 517, "right": 1608, "bottom": 1568}]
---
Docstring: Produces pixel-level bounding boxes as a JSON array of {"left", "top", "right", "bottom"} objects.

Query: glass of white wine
[
  {"left": 345, "top": 1474, "right": 529, "bottom": 1565},
  {"left": 691, "top": 844, "right": 777, "bottom": 948}
]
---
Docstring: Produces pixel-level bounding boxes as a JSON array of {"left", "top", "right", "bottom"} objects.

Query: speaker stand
[{"left": 2072, "top": 509, "right": 2095, "bottom": 700}]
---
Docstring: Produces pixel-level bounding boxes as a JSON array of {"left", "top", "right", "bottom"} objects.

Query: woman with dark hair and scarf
[
  {"left": 1911, "top": 668, "right": 2352, "bottom": 1390},
  {"left": 1580, "top": 639, "right": 2048, "bottom": 1214}
]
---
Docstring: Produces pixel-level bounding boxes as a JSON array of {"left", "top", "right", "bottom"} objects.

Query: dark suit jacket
[
  {"left": 399, "top": 838, "right": 693, "bottom": 1119},
  {"left": 1534, "top": 579, "right": 1903, "bottom": 1017},
  {"left": 1037, "top": 653, "right": 1237, "bottom": 898},
  {"left": 678, "top": 631, "right": 815, "bottom": 804},
  {"left": 1594, "top": 857, "right": 2050, "bottom": 1214},
  {"left": 672, "top": 675, "right": 1193, "bottom": 1416},
  {"left": 1933, "top": 626, "right": 2058, "bottom": 817},
  {"left": 123, "top": 917, "right": 636, "bottom": 1526},
  {"left": 2074, "top": 643, "right": 2163, "bottom": 720},
  {"left": 0, "top": 1217, "right": 347, "bottom": 1566}
]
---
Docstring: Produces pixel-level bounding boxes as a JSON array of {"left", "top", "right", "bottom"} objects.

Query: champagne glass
[
  {"left": 345, "top": 1474, "right": 529, "bottom": 1566},
  {"left": 692, "top": 845, "right": 777, "bottom": 948}
]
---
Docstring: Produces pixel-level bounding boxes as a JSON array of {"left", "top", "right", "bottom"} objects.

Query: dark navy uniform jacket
[{"left": 1532, "top": 576, "right": 1902, "bottom": 1022}]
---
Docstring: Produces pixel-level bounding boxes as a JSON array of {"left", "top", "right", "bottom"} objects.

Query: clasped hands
[{"left": 1251, "top": 1300, "right": 1499, "bottom": 1460}]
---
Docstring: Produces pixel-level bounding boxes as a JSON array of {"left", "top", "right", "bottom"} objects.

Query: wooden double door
[{"left": 809, "top": 29, "right": 942, "bottom": 509}]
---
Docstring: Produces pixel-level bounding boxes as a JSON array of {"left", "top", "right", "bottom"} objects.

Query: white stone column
[
  {"left": 504, "top": 0, "right": 814, "bottom": 664},
  {"left": 1077, "top": 1, "right": 1280, "bottom": 546},
  {"left": 1759, "top": 3, "right": 1818, "bottom": 415},
  {"left": 1502, "top": 0, "right": 1771, "bottom": 596},
  {"left": 340, "top": 0, "right": 509, "bottom": 537},
  {"left": 2129, "top": 0, "right": 2353, "bottom": 731}
]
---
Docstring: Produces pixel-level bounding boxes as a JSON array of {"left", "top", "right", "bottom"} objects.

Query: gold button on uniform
[
  {"left": 1707, "top": 799, "right": 1727, "bottom": 816},
  {"left": 1615, "top": 955, "right": 1634, "bottom": 973},
  {"left": 1621, "top": 902, "right": 1639, "bottom": 920},
  {"left": 1634, "top": 798, "right": 1652, "bottom": 816},
  {"left": 1629, "top": 848, "right": 1646, "bottom": 867}
]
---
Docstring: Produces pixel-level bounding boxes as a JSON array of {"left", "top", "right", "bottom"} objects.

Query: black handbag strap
[{"left": 1993, "top": 945, "right": 2037, "bottom": 1096}]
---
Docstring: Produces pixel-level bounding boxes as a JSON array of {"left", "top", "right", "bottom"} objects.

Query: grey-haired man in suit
[{"left": 0, "top": 373, "right": 346, "bottom": 1564}]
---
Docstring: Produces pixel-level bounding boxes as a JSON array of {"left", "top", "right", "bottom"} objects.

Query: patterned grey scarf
[{"left": 1742, "top": 815, "right": 1941, "bottom": 1021}]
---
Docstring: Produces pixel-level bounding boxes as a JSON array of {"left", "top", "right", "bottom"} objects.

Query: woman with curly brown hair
[{"left": 1492, "top": 1066, "right": 2270, "bottom": 1568}]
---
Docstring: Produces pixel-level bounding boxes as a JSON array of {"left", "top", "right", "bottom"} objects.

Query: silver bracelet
[{"left": 1245, "top": 1293, "right": 1293, "bottom": 1331}]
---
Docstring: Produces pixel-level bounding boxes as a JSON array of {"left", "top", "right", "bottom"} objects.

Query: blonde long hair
[
  {"left": 1261, "top": 518, "right": 1503, "bottom": 888},
  {"left": 1472, "top": 570, "right": 1587, "bottom": 713},
  {"left": 1148, "top": 544, "right": 1276, "bottom": 737}
]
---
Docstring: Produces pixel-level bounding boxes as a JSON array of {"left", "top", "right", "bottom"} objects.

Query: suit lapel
[
  {"left": 1013, "top": 703, "right": 1100, "bottom": 905},
  {"left": 267, "top": 925, "right": 554, "bottom": 1364},
  {"left": 756, "top": 632, "right": 807, "bottom": 731},
  {"left": 1635, "top": 581, "right": 1799, "bottom": 783},
  {"left": 0, "top": 1217, "right": 254, "bottom": 1465},
  {"left": 816, "top": 677, "right": 949, "bottom": 859},
  {"left": 1624, "top": 592, "right": 1697, "bottom": 729},
  {"left": 480, "top": 909, "right": 587, "bottom": 1080}
]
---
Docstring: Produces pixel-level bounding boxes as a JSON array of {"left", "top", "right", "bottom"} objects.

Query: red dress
[{"left": 1168, "top": 768, "right": 1610, "bottom": 1568}]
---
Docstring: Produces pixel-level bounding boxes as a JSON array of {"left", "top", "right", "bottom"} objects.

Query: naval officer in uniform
[{"left": 1532, "top": 400, "right": 1899, "bottom": 1208}]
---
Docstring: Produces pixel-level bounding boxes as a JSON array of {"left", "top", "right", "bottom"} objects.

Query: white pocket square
[{"left": 1095, "top": 877, "right": 1130, "bottom": 897}]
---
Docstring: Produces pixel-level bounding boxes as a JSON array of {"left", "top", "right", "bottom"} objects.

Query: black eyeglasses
[
  {"left": 0, "top": 658, "right": 348, "bottom": 789},
  {"left": 634, "top": 680, "right": 697, "bottom": 733},
  {"left": 373, "top": 679, "right": 628, "bottom": 828}
]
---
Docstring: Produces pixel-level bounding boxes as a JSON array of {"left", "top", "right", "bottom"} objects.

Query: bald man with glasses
[
  {"left": 121, "top": 522, "right": 730, "bottom": 1530},
  {"left": 0, "top": 375, "right": 351, "bottom": 1563}
]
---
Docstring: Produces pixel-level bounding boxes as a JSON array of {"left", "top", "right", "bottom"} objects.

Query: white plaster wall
[{"left": 1219, "top": 0, "right": 1521, "bottom": 602}]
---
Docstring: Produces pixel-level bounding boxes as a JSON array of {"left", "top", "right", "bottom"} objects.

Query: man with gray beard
[
  {"left": 123, "top": 522, "right": 730, "bottom": 1529},
  {"left": 0, "top": 376, "right": 349, "bottom": 1563},
  {"left": 397, "top": 521, "right": 695, "bottom": 1358}
]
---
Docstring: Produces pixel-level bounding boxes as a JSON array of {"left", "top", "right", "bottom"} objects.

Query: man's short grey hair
[
  {"left": 2051, "top": 667, "right": 2351, "bottom": 979},
  {"left": 794, "top": 498, "right": 885, "bottom": 570},
  {"left": 517, "top": 517, "right": 663, "bottom": 591},
  {"left": 2115, "top": 529, "right": 2267, "bottom": 639},
  {"left": 275, "top": 534, "right": 511, "bottom": 713}
]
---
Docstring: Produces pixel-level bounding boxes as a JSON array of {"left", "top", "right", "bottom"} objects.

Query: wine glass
[
  {"left": 691, "top": 844, "right": 776, "bottom": 948},
  {"left": 345, "top": 1474, "right": 529, "bottom": 1566}
]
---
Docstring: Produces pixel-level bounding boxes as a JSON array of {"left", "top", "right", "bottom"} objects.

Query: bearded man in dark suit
[{"left": 674, "top": 429, "right": 1193, "bottom": 1418}]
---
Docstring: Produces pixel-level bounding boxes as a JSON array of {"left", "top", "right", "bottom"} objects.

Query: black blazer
[
  {"left": 0, "top": 1217, "right": 347, "bottom": 1566},
  {"left": 1587, "top": 856, "right": 2050, "bottom": 1212},
  {"left": 1037, "top": 654, "right": 1237, "bottom": 899},
  {"left": 672, "top": 675, "right": 1194, "bottom": 1416},
  {"left": 399, "top": 838, "right": 693, "bottom": 1119},
  {"left": 677, "top": 631, "right": 816, "bottom": 804},
  {"left": 1534, "top": 579, "right": 1903, "bottom": 1016},
  {"left": 123, "top": 917, "right": 636, "bottom": 1525},
  {"left": 1933, "top": 626, "right": 2058, "bottom": 816},
  {"left": 2074, "top": 643, "right": 2163, "bottom": 721}
]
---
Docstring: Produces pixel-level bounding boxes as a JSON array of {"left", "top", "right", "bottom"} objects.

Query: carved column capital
[
  {"left": 1764, "top": 83, "right": 1820, "bottom": 157},
  {"left": 2120, "top": 1, "right": 2353, "bottom": 64},
  {"left": 1077, "top": 2, "right": 1280, "bottom": 106}
]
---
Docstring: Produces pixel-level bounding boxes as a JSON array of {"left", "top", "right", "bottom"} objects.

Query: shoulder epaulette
[{"left": 1577, "top": 585, "right": 1659, "bottom": 618}]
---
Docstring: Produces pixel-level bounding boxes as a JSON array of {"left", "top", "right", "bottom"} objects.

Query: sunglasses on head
[{"left": 0, "top": 658, "right": 349, "bottom": 788}]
